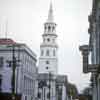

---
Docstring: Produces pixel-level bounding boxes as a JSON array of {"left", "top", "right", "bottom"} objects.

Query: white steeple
[
  {"left": 47, "top": 1, "right": 54, "bottom": 22},
  {"left": 38, "top": 2, "right": 58, "bottom": 75}
]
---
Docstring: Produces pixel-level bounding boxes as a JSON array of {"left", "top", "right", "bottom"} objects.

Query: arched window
[
  {"left": 48, "top": 26, "right": 51, "bottom": 31},
  {"left": 46, "top": 50, "right": 50, "bottom": 56}
]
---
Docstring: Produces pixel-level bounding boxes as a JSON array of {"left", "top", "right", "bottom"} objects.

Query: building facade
[
  {"left": 79, "top": 0, "right": 100, "bottom": 100},
  {"left": 0, "top": 38, "right": 37, "bottom": 100}
]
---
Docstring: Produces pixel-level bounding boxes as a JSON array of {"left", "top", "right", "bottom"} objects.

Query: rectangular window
[
  {"left": 0, "top": 57, "right": 4, "bottom": 68},
  {"left": 46, "top": 50, "right": 49, "bottom": 56}
]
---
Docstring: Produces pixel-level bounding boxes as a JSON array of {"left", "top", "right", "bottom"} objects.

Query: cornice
[
  {"left": 42, "top": 33, "right": 57, "bottom": 37},
  {"left": 40, "top": 44, "right": 58, "bottom": 48}
]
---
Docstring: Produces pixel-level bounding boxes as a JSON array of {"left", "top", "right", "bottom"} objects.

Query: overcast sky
[{"left": 0, "top": 0, "right": 92, "bottom": 92}]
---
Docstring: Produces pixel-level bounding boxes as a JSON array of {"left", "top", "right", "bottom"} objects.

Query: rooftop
[{"left": 0, "top": 38, "right": 16, "bottom": 45}]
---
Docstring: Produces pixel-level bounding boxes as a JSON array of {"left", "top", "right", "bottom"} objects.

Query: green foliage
[{"left": 66, "top": 83, "right": 78, "bottom": 98}]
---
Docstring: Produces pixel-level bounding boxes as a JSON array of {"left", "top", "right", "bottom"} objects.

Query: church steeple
[
  {"left": 47, "top": 2, "right": 54, "bottom": 22},
  {"left": 38, "top": 1, "right": 58, "bottom": 75}
]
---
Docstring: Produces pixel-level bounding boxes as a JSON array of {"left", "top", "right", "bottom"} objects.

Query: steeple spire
[
  {"left": 47, "top": 1, "right": 54, "bottom": 22},
  {"left": 39, "top": 0, "right": 58, "bottom": 75}
]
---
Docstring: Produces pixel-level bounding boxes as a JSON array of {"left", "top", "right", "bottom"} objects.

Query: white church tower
[{"left": 38, "top": 2, "right": 58, "bottom": 75}]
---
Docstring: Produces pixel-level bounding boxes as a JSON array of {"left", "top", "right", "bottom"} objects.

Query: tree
[{"left": 66, "top": 83, "right": 78, "bottom": 99}]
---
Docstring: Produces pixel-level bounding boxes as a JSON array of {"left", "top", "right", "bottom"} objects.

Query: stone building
[
  {"left": 0, "top": 38, "right": 37, "bottom": 100},
  {"left": 79, "top": 0, "right": 100, "bottom": 100}
]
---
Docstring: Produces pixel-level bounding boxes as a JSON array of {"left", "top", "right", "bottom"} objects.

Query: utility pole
[{"left": 12, "top": 45, "right": 16, "bottom": 100}]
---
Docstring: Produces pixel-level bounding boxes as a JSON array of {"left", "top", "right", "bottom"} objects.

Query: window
[
  {"left": 41, "top": 50, "right": 44, "bottom": 56},
  {"left": 46, "top": 61, "right": 49, "bottom": 64},
  {"left": 47, "top": 38, "right": 50, "bottom": 42},
  {"left": 0, "top": 57, "right": 4, "bottom": 68},
  {"left": 46, "top": 50, "right": 50, "bottom": 56},
  {"left": 53, "top": 50, "right": 55, "bottom": 56},
  {"left": 48, "top": 26, "right": 51, "bottom": 31}
]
